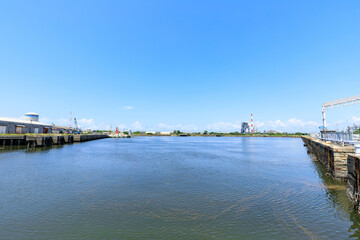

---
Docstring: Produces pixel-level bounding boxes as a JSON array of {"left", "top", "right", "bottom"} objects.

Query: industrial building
[
  {"left": 241, "top": 122, "right": 250, "bottom": 133},
  {"left": 0, "top": 113, "right": 70, "bottom": 134}
]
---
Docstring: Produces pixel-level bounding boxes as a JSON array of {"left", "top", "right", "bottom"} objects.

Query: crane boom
[
  {"left": 322, "top": 95, "right": 360, "bottom": 128},
  {"left": 323, "top": 95, "right": 360, "bottom": 109}
]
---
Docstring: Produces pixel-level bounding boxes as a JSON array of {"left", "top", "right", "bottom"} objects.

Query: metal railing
[
  {"left": 320, "top": 131, "right": 360, "bottom": 154},
  {"left": 320, "top": 131, "right": 353, "bottom": 142},
  {"left": 354, "top": 134, "right": 360, "bottom": 141}
]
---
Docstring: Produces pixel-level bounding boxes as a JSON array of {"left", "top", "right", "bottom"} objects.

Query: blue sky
[{"left": 1, "top": 0, "right": 360, "bottom": 132}]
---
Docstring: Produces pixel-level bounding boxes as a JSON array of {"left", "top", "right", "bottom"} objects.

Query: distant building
[
  {"left": 82, "top": 128, "right": 92, "bottom": 134},
  {"left": 0, "top": 113, "right": 70, "bottom": 134},
  {"left": 52, "top": 125, "right": 72, "bottom": 134},
  {"left": 241, "top": 122, "right": 250, "bottom": 133},
  {"left": 24, "top": 112, "right": 39, "bottom": 122},
  {"left": 159, "top": 132, "right": 171, "bottom": 136},
  {"left": 266, "top": 130, "right": 283, "bottom": 134}
]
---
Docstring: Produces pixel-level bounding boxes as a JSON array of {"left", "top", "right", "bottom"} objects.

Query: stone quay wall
[
  {"left": 302, "top": 136, "right": 355, "bottom": 181},
  {"left": 347, "top": 154, "right": 360, "bottom": 211},
  {"left": 0, "top": 134, "right": 107, "bottom": 148},
  {"left": 73, "top": 134, "right": 108, "bottom": 142}
]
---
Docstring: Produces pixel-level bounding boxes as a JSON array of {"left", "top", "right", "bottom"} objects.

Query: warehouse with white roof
[{"left": 0, "top": 113, "right": 70, "bottom": 134}]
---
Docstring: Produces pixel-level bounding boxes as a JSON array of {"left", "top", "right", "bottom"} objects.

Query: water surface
[{"left": 0, "top": 137, "right": 359, "bottom": 239}]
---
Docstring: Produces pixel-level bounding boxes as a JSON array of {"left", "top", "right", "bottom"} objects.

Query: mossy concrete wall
[
  {"left": 73, "top": 134, "right": 108, "bottom": 142},
  {"left": 347, "top": 154, "right": 360, "bottom": 211},
  {"left": 302, "top": 136, "right": 355, "bottom": 181}
]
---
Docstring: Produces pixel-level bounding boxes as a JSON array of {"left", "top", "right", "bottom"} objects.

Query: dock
[
  {"left": 346, "top": 154, "right": 360, "bottom": 210},
  {"left": 302, "top": 136, "right": 360, "bottom": 212},
  {"left": 0, "top": 134, "right": 108, "bottom": 148},
  {"left": 302, "top": 136, "right": 355, "bottom": 180}
]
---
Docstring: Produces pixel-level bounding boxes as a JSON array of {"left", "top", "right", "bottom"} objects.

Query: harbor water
[{"left": 0, "top": 137, "right": 359, "bottom": 239}]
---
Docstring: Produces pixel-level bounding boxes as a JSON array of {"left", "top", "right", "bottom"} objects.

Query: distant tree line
[
  {"left": 130, "top": 130, "right": 309, "bottom": 136},
  {"left": 347, "top": 124, "right": 360, "bottom": 134}
]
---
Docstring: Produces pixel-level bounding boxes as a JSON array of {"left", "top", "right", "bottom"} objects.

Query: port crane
[
  {"left": 73, "top": 117, "right": 81, "bottom": 134},
  {"left": 322, "top": 95, "right": 360, "bottom": 128},
  {"left": 74, "top": 117, "right": 79, "bottom": 130}
]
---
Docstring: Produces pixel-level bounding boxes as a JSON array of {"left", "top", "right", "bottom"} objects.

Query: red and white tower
[{"left": 251, "top": 113, "right": 254, "bottom": 134}]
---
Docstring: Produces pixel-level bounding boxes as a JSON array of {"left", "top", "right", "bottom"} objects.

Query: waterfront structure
[
  {"left": 0, "top": 113, "right": 70, "bottom": 134},
  {"left": 302, "top": 136, "right": 360, "bottom": 212},
  {"left": 302, "top": 136, "right": 353, "bottom": 180}
]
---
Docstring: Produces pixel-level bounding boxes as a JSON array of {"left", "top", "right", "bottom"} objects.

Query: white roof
[
  {"left": 25, "top": 112, "right": 39, "bottom": 115},
  {"left": 0, "top": 117, "right": 51, "bottom": 126}
]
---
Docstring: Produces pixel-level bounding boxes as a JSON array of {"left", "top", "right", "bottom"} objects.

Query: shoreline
[{"left": 131, "top": 134, "right": 304, "bottom": 138}]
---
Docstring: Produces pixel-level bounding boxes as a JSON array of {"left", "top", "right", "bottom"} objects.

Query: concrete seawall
[
  {"left": 302, "top": 136, "right": 355, "bottom": 180},
  {"left": 302, "top": 137, "right": 360, "bottom": 211},
  {"left": 0, "top": 134, "right": 108, "bottom": 148},
  {"left": 347, "top": 154, "right": 360, "bottom": 211},
  {"left": 73, "top": 134, "right": 108, "bottom": 142},
  {"left": 26, "top": 135, "right": 75, "bottom": 147}
]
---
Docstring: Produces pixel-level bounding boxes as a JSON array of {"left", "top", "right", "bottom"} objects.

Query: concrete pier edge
[
  {"left": 302, "top": 136, "right": 355, "bottom": 181},
  {"left": 347, "top": 154, "right": 360, "bottom": 211},
  {"left": 0, "top": 134, "right": 108, "bottom": 148},
  {"left": 301, "top": 136, "right": 360, "bottom": 212}
]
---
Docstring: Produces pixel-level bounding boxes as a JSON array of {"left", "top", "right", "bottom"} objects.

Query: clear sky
[{"left": 1, "top": 0, "right": 360, "bottom": 132}]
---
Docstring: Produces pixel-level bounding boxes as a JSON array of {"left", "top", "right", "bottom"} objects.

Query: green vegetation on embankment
[{"left": 131, "top": 131, "right": 308, "bottom": 138}]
